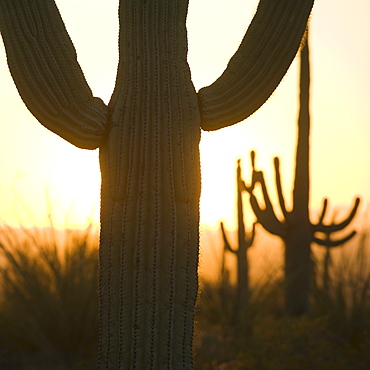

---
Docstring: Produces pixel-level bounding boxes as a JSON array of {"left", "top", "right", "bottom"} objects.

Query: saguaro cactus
[
  {"left": 0, "top": 1, "right": 314, "bottom": 368},
  {"left": 243, "top": 39, "right": 360, "bottom": 316},
  {"left": 220, "top": 160, "right": 255, "bottom": 324}
]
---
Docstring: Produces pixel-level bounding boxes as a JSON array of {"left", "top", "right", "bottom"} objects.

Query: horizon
[{"left": 0, "top": 0, "right": 369, "bottom": 231}]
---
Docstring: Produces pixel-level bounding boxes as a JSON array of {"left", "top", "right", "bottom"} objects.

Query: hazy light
[{"left": 0, "top": 0, "right": 369, "bottom": 230}]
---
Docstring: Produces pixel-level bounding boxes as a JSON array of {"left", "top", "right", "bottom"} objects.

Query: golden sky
[{"left": 0, "top": 0, "right": 369, "bottom": 230}]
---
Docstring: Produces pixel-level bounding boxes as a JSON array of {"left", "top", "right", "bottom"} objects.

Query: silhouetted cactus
[
  {"left": 220, "top": 159, "right": 255, "bottom": 324},
  {"left": 242, "top": 38, "right": 360, "bottom": 316},
  {"left": 0, "top": 1, "right": 314, "bottom": 367}
]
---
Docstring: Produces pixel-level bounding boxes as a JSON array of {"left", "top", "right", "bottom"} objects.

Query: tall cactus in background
[
  {"left": 220, "top": 159, "right": 255, "bottom": 324},
  {"left": 0, "top": 1, "right": 314, "bottom": 368},
  {"left": 242, "top": 38, "right": 360, "bottom": 316}
]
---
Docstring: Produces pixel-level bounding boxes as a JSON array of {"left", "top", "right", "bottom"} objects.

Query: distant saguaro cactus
[
  {"left": 243, "top": 39, "right": 360, "bottom": 316},
  {"left": 220, "top": 160, "right": 256, "bottom": 324},
  {"left": 0, "top": 1, "right": 314, "bottom": 367}
]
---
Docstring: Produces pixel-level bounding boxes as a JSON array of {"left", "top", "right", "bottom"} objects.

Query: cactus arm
[
  {"left": 248, "top": 222, "right": 257, "bottom": 246},
  {"left": 249, "top": 194, "right": 285, "bottom": 237},
  {"left": 313, "top": 197, "right": 360, "bottom": 233},
  {"left": 313, "top": 230, "right": 357, "bottom": 248},
  {"left": 242, "top": 151, "right": 286, "bottom": 237},
  {"left": 220, "top": 222, "right": 237, "bottom": 254},
  {"left": 244, "top": 171, "right": 286, "bottom": 237},
  {"left": 317, "top": 198, "right": 329, "bottom": 224},
  {"left": 237, "top": 159, "right": 253, "bottom": 252},
  {"left": 198, "top": 0, "right": 314, "bottom": 131},
  {"left": 0, "top": 0, "right": 107, "bottom": 149},
  {"left": 274, "top": 157, "right": 291, "bottom": 221},
  {"left": 248, "top": 189, "right": 286, "bottom": 237},
  {"left": 221, "top": 158, "right": 256, "bottom": 301}
]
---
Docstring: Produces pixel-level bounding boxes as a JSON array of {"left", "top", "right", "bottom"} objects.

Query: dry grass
[
  {"left": 0, "top": 223, "right": 369, "bottom": 369},
  {"left": 0, "top": 225, "right": 99, "bottom": 369}
]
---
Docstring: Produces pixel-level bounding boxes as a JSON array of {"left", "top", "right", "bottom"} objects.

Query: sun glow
[
  {"left": 0, "top": 145, "right": 101, "bottom": 229},
  {"left": 0, "top": 0, "right": 369, "bottom": 233},
  {"left": 200, "top": 125, "right": 251, "bottom": 230}
]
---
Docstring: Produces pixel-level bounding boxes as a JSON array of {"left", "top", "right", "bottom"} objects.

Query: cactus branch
[
  {"left": 249, "top": 222, "right": 257, "bottom": 247},
  {"left": 274, "top": 157, "right": 291, "bottom": 220},
  {"left": 221, "top": 160, "right": 256, "bottom": 254},
  {"left": 243, "top": 154, "right": 286, "bottom": 237},
  {"left": 0, "top": 0, "right": 108, "bottom": 149},
  {"left": 317, "top": 198, "right": 329, "bottom": 224},
  {"left": 236, "top": 159, "right": 257, "bottom": 250},
  {"left": 313, "top": 197, "right": 360, "bottom": 233},
  {"left": 198, "top": 0, "right": 314, "bottom": 130},
  {"left": 313, "top": 230, "right": 357, "bottom": 248},
  {"left": 220, "top": 221, "right": 236, "bottom": 254},
  {"left": 313, "top": 207, "right": 357, "bottom": 247},
  {"left": 241, "top": 151, "right": 257, "bottom": 193}
]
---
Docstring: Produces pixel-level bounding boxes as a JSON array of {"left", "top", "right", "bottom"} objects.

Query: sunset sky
[{"left": 0, "top": 0, "right": 369, "bottom": 231}]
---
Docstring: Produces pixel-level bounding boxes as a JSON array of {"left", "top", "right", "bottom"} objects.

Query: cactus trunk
[
  {"left": 98, "top": 2, "right": 201, "bottom": 367},
  {"left": 236, "top": 169, "right": 250, "bottom": 309},
  {"left": 243, "top": 36, "right": 360, "bottom": 317},
  {"left": 284, "top": 42, "right": 311, "bottom": 315},
  {"left": 284, "top": 228, "right": 312, "bottom": 316},
  {"left": 235, "top": 248, "right": 249, "bottom": 316},
  {"left": 221, "top": 160, "right": 255, "bottom": 324}
]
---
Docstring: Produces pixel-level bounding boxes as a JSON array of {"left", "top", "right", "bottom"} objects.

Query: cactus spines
[
  {"left": 0, "top": 0, "right": 314, "bottom": 367},
  {"left": 198, "top": 1, "right": 314, "bottom": 130},
  {"left": 242, "top": 37, "right": 360, "bottom": 316},
  {"left": 220, "top": 160, "right": 256, "bottom": 324}
]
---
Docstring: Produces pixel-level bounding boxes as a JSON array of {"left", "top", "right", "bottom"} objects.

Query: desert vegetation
[
  {"left": 196, "top": 229, "right": 370, "bottom": 369},
  {"left": 0, "top": 220, "right": 369, "bottom": 369},
  {"left": 0, "top": 224, "right": 99, "bottom": 369}
]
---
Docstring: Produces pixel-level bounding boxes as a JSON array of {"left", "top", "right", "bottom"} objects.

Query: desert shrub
[
  {"left": 0, "top": 225, "right": 99, "bottom": 369},
  {"left": 0, "top": 224, "right": 369, "bottom": 369},
  {"left": 195, "top": 232, "right": 370, "bottom": 369},
  {"left": 311, "top": 232, "right": 370, "bottom": 345}
]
